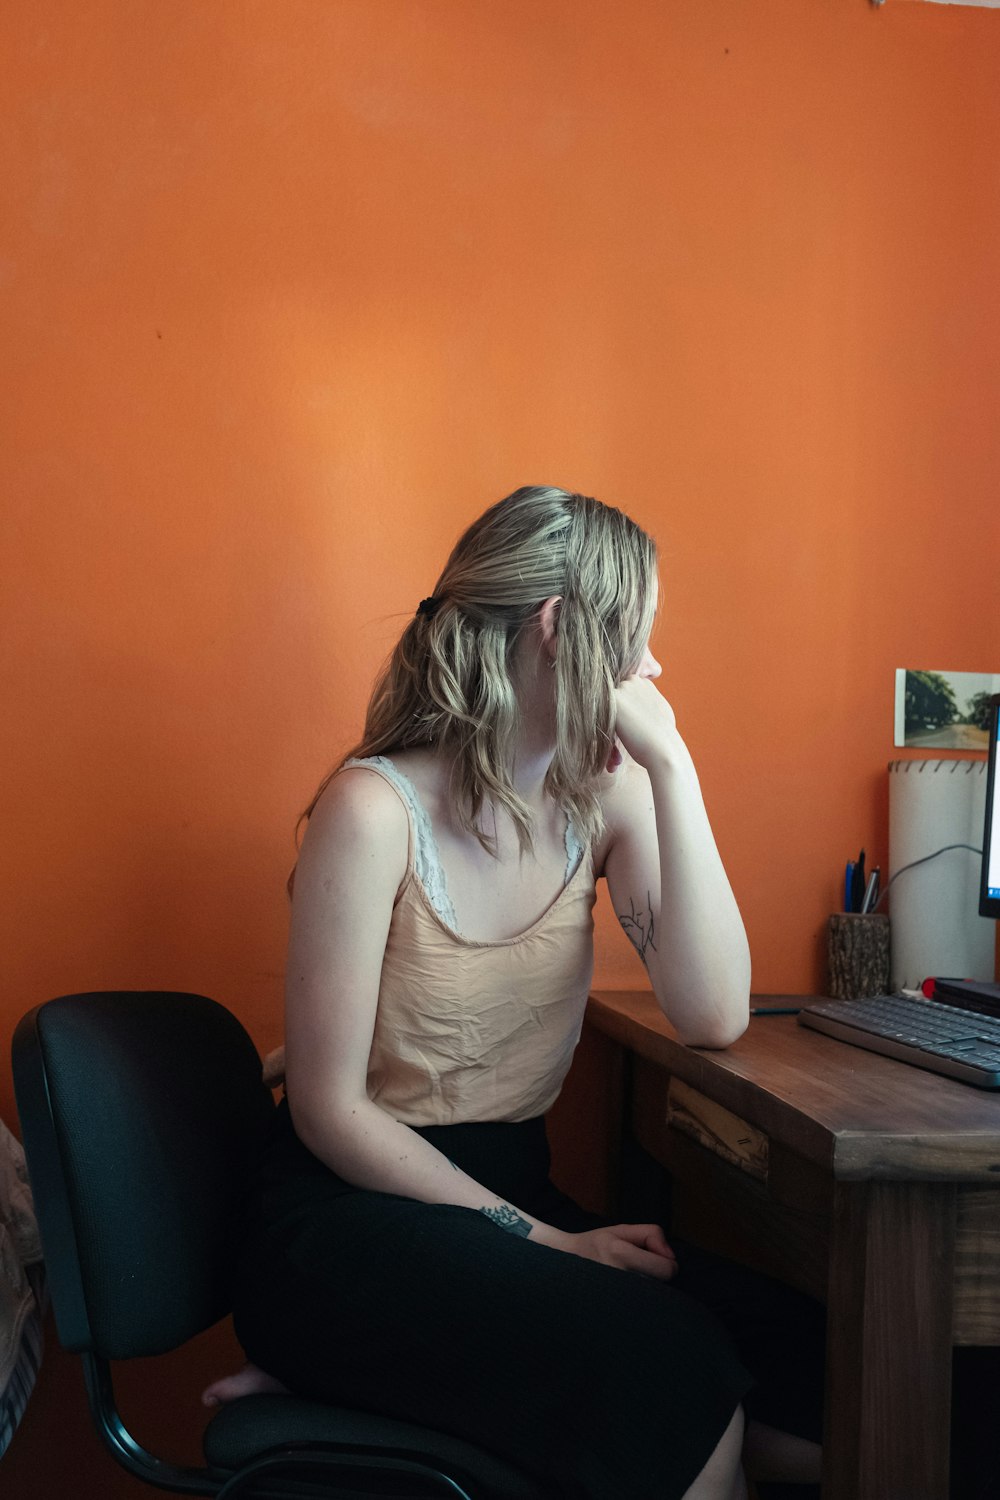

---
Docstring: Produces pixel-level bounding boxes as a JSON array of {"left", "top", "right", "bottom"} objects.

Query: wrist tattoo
[
  {"left": 480, "top": 1204, "right": 532, "bottom": 1238},
  {"left": 618, "top": 892, "right": 657, "bottom": 966}
]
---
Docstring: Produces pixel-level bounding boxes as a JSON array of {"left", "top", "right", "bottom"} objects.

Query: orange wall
[{"left": 2, "top": 1, "right": 1000, "bottom": 1492}]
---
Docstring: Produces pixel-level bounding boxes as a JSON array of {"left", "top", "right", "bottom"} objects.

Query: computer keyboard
[{"left": 798, "top": 993, "right": 1000, "bottom": 1089}]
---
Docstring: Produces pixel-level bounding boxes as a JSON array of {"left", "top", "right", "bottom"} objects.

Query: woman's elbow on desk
[
  {"left": 675, "top": 1013, "right": 749, "bottom": 1050},
  {"left": 652, "top": 979, "right": 751, "bottom": 1050},
  {"left": 645, "top": 928, "right": 751, "bottom": 1050}
]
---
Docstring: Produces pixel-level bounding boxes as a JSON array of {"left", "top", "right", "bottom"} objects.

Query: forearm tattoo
[
  {"left": 480, "top": 1204, "right": 532, "bottom": 1237},
  {"left": 618, "top": 892, "right": 657, "bottom": 966}
]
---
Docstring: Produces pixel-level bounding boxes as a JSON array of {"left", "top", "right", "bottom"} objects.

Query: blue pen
[{"left": 844, "top": 861, "right": 856, "bottom": 913}]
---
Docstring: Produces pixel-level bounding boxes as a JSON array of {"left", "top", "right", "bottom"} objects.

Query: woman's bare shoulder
[{"left": 303, "top": 763, "right": 410, "bottom": 861}]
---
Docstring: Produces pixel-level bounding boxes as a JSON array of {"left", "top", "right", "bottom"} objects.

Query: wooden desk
[{"left": 584, "top": 990, "right": 1000, "bottom": 1500}]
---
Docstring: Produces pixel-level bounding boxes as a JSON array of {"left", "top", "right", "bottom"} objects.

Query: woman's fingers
[
  {"left": 638, "top": 1223, "right": 678, "bottom": 1263},
  {"left": 566, "top": 1224, "right": 679, "bottom": 1278},
  {"left": 611, "top": 1238, "right": 677, "bottom": 1279},
  {"left": 261, "top": 1044, "right": 286, "bottom": 1088},
  {"left": 617, "top": 1242, "right": 680, "bottom": 1278},
  {"left": 611, "top": 1222, "right": 678, "bottom": 1271},
  {"left": 611, "top": 677, "right": 679, "bottom": 768}
]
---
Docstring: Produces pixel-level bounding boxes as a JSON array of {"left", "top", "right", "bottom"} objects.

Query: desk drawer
[
  {"left": 631, "top": 1055, "right": 831, "bottom": 1303},
  {"left": 666, "top": 1076, "right": 769, "bottom": 1181}
]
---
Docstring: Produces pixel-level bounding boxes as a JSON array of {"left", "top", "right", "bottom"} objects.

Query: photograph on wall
[{"left": 894, "top": 669, "right": 1000, "bottom": 750}]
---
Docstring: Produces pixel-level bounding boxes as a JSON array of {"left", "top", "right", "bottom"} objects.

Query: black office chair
[{"left": 12, "top": 991, "right": 550, "bottom": 1500}]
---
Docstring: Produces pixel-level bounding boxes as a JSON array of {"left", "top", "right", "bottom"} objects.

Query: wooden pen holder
[{"left": 826, "top": 913, "right": 890, "bottom": 1000}]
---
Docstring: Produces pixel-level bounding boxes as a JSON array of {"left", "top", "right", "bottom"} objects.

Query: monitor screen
[{"left": 981, "top": 694, "right": 1000, "bottom": 919}]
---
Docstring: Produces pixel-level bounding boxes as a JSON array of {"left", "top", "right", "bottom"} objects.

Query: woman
[{"left": 222, "top": 486, "right": 822, "bottom": 1500}]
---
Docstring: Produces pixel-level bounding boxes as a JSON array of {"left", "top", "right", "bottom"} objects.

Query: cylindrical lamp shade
[{"left": 888, "top": 759, "right": 994, "bottom": 990}]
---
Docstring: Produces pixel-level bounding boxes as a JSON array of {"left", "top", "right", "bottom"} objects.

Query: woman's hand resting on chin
[
  {"left": 534, "top": 1222, "right": 679, "bottom": 1280},
  {"left": 607, "top": 675, "right": 682, "bottom": 773}
]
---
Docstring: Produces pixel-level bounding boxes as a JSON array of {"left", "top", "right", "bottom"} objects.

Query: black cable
[{"left": 873, "top": 843, "right": 983, "bottom": 912}]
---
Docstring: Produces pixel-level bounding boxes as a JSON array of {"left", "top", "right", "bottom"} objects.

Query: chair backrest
[{"left": 12, "top": 991, "right": 275, "bottom": 1360}]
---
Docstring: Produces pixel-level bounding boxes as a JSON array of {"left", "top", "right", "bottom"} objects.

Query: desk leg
[{"left": 822, "top": 1180, "right": 956, "bottom": 1500}]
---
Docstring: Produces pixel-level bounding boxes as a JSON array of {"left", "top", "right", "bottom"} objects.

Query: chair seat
[{"left": 203, "top": 1394, "right": 551, "bottom": 1499}]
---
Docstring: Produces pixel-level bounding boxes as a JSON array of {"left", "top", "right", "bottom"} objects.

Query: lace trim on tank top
[
  {"left": 344, "top": 755, "right": 458, "bottom": 927},
  {"left": 345, "top": 755, "right": 584, "bottom": 934}
]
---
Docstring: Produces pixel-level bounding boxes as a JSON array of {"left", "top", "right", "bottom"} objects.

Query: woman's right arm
[
  {"left": 286, "top": 769, "right": 552, "bottom": 1223},
  {"left": 284, "top": 769, "right": 676, "bottom": 1279}
]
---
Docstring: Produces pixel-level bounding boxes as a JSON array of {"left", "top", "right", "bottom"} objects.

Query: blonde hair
[{"left": 307, "top": 485, "right": 657, "bottom": 853}]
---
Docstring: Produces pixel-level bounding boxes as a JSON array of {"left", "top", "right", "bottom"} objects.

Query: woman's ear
[{"left": 537, "top": 596, "right": 562, "bottom": 662}]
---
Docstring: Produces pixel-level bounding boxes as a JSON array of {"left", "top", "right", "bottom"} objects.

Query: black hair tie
[{"left": 416, "top": 596, "right": 442, "bottom": 619}]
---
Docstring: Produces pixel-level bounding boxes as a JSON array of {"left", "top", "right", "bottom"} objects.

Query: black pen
[
  {"left": 851, "top": 850, "right": 866, "bottom": 912},
  {"left": 750, "top": 1006, "right": 801, "bottom": 1016}
]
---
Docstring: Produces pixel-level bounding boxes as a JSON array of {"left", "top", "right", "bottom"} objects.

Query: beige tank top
[{"left": 345, "top": 757, "right": 598, "bottom": 1127}]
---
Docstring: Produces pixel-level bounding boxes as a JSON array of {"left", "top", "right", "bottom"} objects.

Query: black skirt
[{"left": 232, "top": 1102, "right": 822, "bottom": 1500}]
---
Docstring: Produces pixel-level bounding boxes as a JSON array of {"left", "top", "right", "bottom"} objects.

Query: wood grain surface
[
  {"left": 586, "top": 989, "right": 1000, "bottom": 1498},
  {"left": 588, "top": 990, "right": 1000, "bottom": 1180}
]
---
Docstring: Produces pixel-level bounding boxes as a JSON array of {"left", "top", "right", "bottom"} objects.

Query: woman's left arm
[{"left": 602, "top": 677, "right": 751, "bottom": 1048}]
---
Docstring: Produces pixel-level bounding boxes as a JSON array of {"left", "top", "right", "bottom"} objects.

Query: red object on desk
[{"left": 921, "top": 976, "right": 972, "bottom": 999}]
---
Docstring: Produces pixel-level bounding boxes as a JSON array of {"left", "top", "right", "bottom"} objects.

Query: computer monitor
[{"left": 981, "top": 693, "right": 1000, "bottom": 919}]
